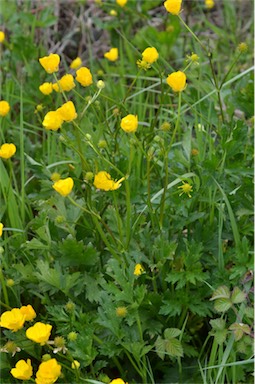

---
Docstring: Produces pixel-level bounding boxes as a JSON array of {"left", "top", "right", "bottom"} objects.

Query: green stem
[
  {"left": 0, "top": 268, "right": 9, "bottom": 306},
  {"left": 178, "top": 16, "right": 207, "bottom": 51}
]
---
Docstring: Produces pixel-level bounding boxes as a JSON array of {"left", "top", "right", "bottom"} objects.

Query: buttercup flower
[
  {"left": 39, "top": 82, "right": 53, "bottom": 95},
  {"left": 134, "top": 264, "right": 144, "bottom": 276},
  {"left": 0, "top": 100, "right": 10, "bottom": 116},
  {"left": 57, "top": 101, "right": 77, "bottom": 122},
  {"left": 164, "top": 0, "right": 182, "bottom": 15},
  {"left": 35, "top": 358, "right": 61, "bottom": 384},
  {"left": 166, "top": 71, "right": 186, "bottom": 92},
  {"left": 0, "top": 223, "right": 3, "bottom": 237},
  {"left": 178, "top": 182, "right": 193, "bottom": 198},
  {"left": 120, "top": 114, "right": 138, "bottom": 133},
  {"left": 10, "top": 359, "right": 33, "bottom": 380},
  {"left": 53, "top": 177, "right": 74, "bottom": 197},
  {"left": 94, "top": 171, "right": 125, "bottom": 191},
  {"left": 0, "top": 308, "right": 26, "bottom": 332},
  {"left": 0, "top": 143, "right": 16, "bottom": 159},
  {"left": 20, "top": 305, "right": 36, "bottom": 321},
  {"left": 110, "top": 379, "right": 128, "bottom": 384},
  {"left": 142, "top": 47, "right": 159, "bottom": 64},
  {"left": 76, "top": 67, "right": 93, "bottom": 87},
  {"left": 0, "top": 31, "right": 5, "bottom": 43},
  {"left": 104, "top": 48, "right": 118, "bottom": 62},
  {"left": 205, "top": 0, "right": 215, "bottom": 9},
  {"left": 42, "top": 111, "right": 63, "bottom": 131},
  {"left": 116, "top": 0, "right": 128, "bottom": 7},
  {"left": 39, "top": 53, "right": 60, "bottom": 74},
  {"left": 26, "top": 322, "right": 52, "bottom": 345},
  {"left": 53, "top": 74, "right": 75, "bottom": 92},
  {"left": 70, "top": 57, "right": 82, "bottom": 69}
]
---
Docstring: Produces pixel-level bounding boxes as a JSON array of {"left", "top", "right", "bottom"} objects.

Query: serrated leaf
[
  {"left": 229, "top": 323, "right": 251, "bottom": 341},
  {"left": 231, "top": 286, "right": 246, "bottom": 304},
  {"left": 214, "top": 329, "right": 228, "bottom": 345},
  {"left": 210, "top": 318, "right": 226, "bottom": 331},
  {"left": 155, "top": 336, "right": 166, "bottom": 360},
  {"left": 214, "top": 298, "right": 232, "bottom": 312},
  {"left": 164, "top": 328, "right": 181, "bottom": 339},
  {"left": 210, "top": 285, "right": 231, "bottom": 301},
  {"left": 165, "top": 338, "right": 183, "bottom": 357}
]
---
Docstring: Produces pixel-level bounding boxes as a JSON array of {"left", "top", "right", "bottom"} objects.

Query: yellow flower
[
  {"left": 39, "top": 82, "right": 53, "bottom": 95},
  {"left": 0, "top": 143, "right": 16, "bottom": 159},
  {"left": 26, "top": 322, "right": 52, "bottom": 345},
  {"left": 116, "top": 0, "right": 128, "bottom": 7},
  {"left": 50, "top": 172, "right": 61, "bottom": 182},
  {"left": 205, "top": 0, "right": 215, "bottom": 9},
  {"left": 39, "top": 53, "right": 60, "bottom": 74},
  {"left": 186, "top": 52, "right": 199, "bottom": 64},
  {"left": 53, "top": 177, "right": 74, "bottom": 197},
  {"left": 166, "top": 71, "right": 186, "bottom": 92},
  {"left": 94, "top": 171, "right": 125, "bottom": 191},
  {"left": 35, "top": 358, "right": 61, "bottom": 384},
  {"left": 0, "top": 223, "right": 3, "bottom": 237},
  {"left": 110, "top": 379, "right": 128, "bottom": 384},
  {"left": 238, "top": 42, "right": 248, "bottom": 53},
  {"left": 116, "top": 307, "right": 127, "bottom": 317},
  {"left": 104, "top": 48, "right": 118, "bottom": 62},
  {"left": 164, "top": 0, "right": 182, "bottom": 15},
  {"left": 178, "top": 182, "right": 193, "bottom": 198},
  {"left": 57, "top": 101, "right": 77, "bottom": 122},
  {"left": 120, "top": 114, "right": 138, "bottom": 133},
  {"left": 20, "top": 305, "right": 36, "bottom": 321},
  {"left": 71, "top": 360, "right": 80, "bottom": 369},
  {"left": 76, "top": 67, "right": 93, "bottom": 87},
  {"left": 0, "top": 31, "right": 5, "bottom": 43},
  {"left": 42, "top": 111, "right": 63, "bottom": 131},
  {"left": 6, "top": 279, "right": 15, "bottom": 287},
  {"left": 53, "top": 74, "right": 75, "bottom": 92},
  {"left": 0, "top": 100, "right": 10, "bottom": 116},
  {"left": 110, "top": 9, "right": 117, "bottom": 16},
  {"left": 10, "top": 359, "right": 33, "bottom": 380},
  {"left": 136, "top": 59, "right": 151, "bottom": 71},
  {"left": 0, "top": 308, "right": 26, "bottom": 332},
  {"left": 142, "top": 47, "right": 159, "bottom": 64},
  {"left": 134, "top": 263, "right": 144, "bottom": 276},
  {"left": 70, "top": 57, "right": 82, "bottom": 69}
]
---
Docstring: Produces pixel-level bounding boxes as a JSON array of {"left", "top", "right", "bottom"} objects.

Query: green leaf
[
  {"left": 231, "top": 287, "right": 246, "bottom": 304},
  {"left": 229, "top": 323, "right": 251, "bottom": 341},
  {"left": 210, "top": 285, "right": 231, "bottom": 301},
  {"left": 213, "top": 298, "right": 232, "bottom": 313},
  {"left": 164, "top": 328, "right": 181, "bottom": 339},
  {"left": 165, "top": 338, "right": 183, "bottom": 358},
  {"left": 155, "top": 336, "right": 166, "bottom": 360},
  {"left": 210, "top": 318, "right": 226, "bottom": 331},
  {"left": 214, "top": 329, "right": 228, "bottom": 345}
]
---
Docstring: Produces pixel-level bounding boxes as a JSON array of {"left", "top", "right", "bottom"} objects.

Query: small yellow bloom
[
  {"left": 71, "top": 360, "right": 80, "bottom": 369},
  {"left": 94, "top": 171, "right": 125, "bottom": 191},
  {"left": 178, "top": 182, "right": 193, "bottom": 198},
  {"left": 142, "top": 47, "right": 159, "bottom": 64},
  {"left": 35, "top": 358, "right": 61, "bottom": 384},
  {"left": 26, "top": 322, "right": 52, "bottom": 345},
  {"left": 0, "top": 308, "right": 26, "bottom": 332},
  {"left": 53, "top": 74, "right": 75, "bottom": 92},
  {"left": 6, "top": 279, "right": 15, "bottom": 287},
  {"left": 76, "top": 66, "right": 93, "bottom": 87},
  {"left": 97, "top": 80, "right": 105, "bottom": 89},
  {"left": 39, "top": 82, "right": 53, "bottom": 95},
  {"left": 0, "top": 223, "right": 3, "bottom": 237},
  {"left": 164, "top": 0, "right": 182, "bottom": 15},
  {"left": 0, "top": 31, "right": 5, "bottom": 43},
  {"left": 134, "top": 263, "right": 144, "bottom": 276},
  {"left": 116, "top": 307, "right": 127, "bottom": 317},
  {"left": 110, "top": 379, "right": 128, "bottom": 384},
  {"left": 160, "top": 122, "right": 171, "bottom": 131},
  {"left": 186, "top": 52, "right": 199, "bottom": 64},
  {"left": 35, "top": 104, "right": 44, "bottom": 113},
  {"left": 20, "top": 305, "right": 36, "bottom": 321},
  {"left": 39, "top": 53, "right": 60, "bottom": 74},
  {"left": 166, "top": 71, "right": 186, "bottom": 92},
  {"left": 136, "top": 59, "right": 151, "bottom": 71},
  {"left": 0, "top": 143, "right": 16, "bottom": 159},
  {"left": 53, "top": 177, "right": 74, "bottom": 197},
  {"left": 110, "top": 9, "right": 117, "bottom": 16},
  {"left": 57, "top": 101, "right": 77, "bottom": 122},
  {"left": 10, "top": 359, "right": 33, "bottom": 380},
  {"left": 116, "top": 0, "right": 128, "bottom": 7},
  {"left": 0, "top": 100, "right": 10, "bottom": 116},
  {"left": 205, "top": 0, "right": 215, "bottom": 9},
  {"left": 104, "top": 48, "right": 118, "bottom": 62},
  {"left": 120, "top": 114, "right": 138, "bottom": 133},
  {"left": 42, "top": 110, "right": 63, "bottom": 131},
  {"left": 238, "top": 42, "right": 248, "bottom": 53},
  {"left": 50, "top": 172, "right": 61, "bottom": 182},
  {"left": 70, "top": 57, "right": 82, "bottom": 69}
]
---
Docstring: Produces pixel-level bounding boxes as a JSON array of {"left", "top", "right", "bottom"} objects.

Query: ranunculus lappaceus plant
[{"left": 0, "top": 1, "right": 253, "bottom": 383}]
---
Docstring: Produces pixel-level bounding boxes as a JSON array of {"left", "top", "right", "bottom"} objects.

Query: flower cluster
[
  {"left": 94, "top": 171, "right": 125, "bottom": 191},
  {"left": 0, "top": 305, "right": 36, "bottom": 332}
]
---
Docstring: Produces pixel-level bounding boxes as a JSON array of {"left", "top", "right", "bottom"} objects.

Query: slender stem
[
  {"left": 178, "top": 16, "right": 207, "bottom": 51},
  {"left": 0, "top": 268, "right": 9, "bottom": 306}
]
